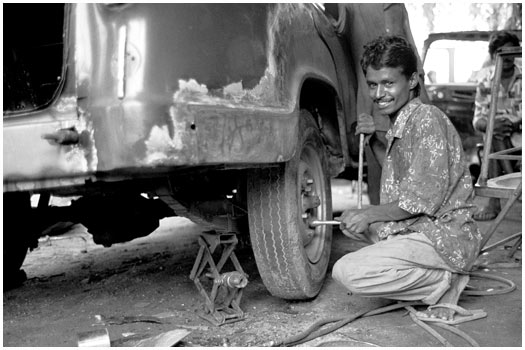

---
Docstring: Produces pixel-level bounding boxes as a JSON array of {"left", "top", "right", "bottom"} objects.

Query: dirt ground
[{"left": 3, "top": 182, "right": 522, "bottom": 347}]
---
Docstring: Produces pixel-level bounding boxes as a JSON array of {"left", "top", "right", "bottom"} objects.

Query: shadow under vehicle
[{"left": 421, "top": 30, "right": 522, "bottom": 180}]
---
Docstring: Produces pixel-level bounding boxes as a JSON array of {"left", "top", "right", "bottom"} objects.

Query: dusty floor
[{"left": 3, "top": 182, "right": 522, "bottom": 347}]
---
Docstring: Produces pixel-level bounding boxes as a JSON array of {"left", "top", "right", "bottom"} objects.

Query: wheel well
[{"left": 299, "top": 79, "right": 345, "bottom": 173}]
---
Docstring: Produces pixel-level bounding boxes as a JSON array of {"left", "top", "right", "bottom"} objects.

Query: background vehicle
[
  {"left": 4, "top": 3, "right": 360, "bottom": 297},
  {"left": 421, "top": 30, "right": 522, "bottom": 180}
]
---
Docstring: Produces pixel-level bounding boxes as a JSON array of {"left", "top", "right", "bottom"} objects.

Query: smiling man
[{"left": 332, "top": 36, "right": 484, "bottom": 324}]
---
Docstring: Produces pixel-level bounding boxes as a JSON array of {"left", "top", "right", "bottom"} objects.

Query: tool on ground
[
  {"left": 77, "top": 328, "right": 111, "bottom": 347},
  {"left": 189, "top": 231, "right": 248, "bottom": 326},
  {"left": 132, "top": 329, "right": 191, "bottom": 347}
]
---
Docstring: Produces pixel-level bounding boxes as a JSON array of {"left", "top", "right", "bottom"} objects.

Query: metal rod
[
  {"left": 480, "top": 180, "right": 521, "bottom": 248},
  {"left": 310, "top": 220, "right": 341, "bottom": 226},
  {"left": 311, "top": 133, "right": 365, "bottom": 229},
  {"left": 357, "top": 133, "right": 365, "bottom": 209}
]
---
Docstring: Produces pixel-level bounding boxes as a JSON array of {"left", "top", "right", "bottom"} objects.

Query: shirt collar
[{"left": 389, "top": 98, "right": 422, "bottom": 139}]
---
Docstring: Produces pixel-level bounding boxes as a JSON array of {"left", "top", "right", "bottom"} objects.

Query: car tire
[
  {"left": 247, "top": 110, "right": 332, "bottom": 299},
  {"left": 3, "top": 192, "right": 33, "bottom": 290}
]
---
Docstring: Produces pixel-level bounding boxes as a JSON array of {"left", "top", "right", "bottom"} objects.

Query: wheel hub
[{"left": 299, "top": 145, "right": 328, "bottom": 264}]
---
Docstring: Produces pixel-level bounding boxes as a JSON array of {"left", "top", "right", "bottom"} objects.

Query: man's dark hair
[
  {"left": 488, "top": 30, "right": 520, "bottom": 58},
  {"left": 360, "top": 35, "right": 420, "bottom": 96}
]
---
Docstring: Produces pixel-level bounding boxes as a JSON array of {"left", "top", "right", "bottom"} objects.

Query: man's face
[
  {"left": 365, "top": 66, "right": 416, "bottom": 119},
  {"left": 500, "top": 42, "right": 516, "bottom": 71}
]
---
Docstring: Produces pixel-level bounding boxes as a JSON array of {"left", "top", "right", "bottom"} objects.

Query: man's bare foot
[
  {"left": 419, "top": 274, "right": 470, "bottom": 321},
  {"left": 473, "top": 198, "right": 501, "bottom": 221}
]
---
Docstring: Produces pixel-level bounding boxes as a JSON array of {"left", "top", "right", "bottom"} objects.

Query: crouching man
[{"left": 332, "top": 35, "right": 483, "bottom": 323}]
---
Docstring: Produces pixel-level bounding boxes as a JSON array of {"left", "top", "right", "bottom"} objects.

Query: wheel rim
[{"left": 298, "top": 143, "right": 328, "bottom": 264}]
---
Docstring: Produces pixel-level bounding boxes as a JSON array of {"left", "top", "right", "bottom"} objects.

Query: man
[
  {"left": 332, "top": 36, "right": 483, "bottom": 322},
  {"left": 472, "top": 31, "right": 521, "bottom": 221},
  {"left": 336, "top": 3, "right": 430, "bottom": 204}
]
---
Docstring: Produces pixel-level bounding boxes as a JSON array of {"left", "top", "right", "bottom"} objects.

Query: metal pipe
[
  {"left": 357, "top": 133, "right": 364, "bottom": 209},
  {"left": 310, "top": 220, "right": 341, "bottom": 226}
]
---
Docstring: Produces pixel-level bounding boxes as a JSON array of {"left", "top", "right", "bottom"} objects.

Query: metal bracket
[{"left": 189, "top": 231, "right": 248, "bottom": 326}]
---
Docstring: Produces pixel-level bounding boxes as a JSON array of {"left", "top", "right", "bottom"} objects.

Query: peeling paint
[
  {"left": 173, "top": 78, "right": 209, "bottom": 103},
  {"left": 142, "top": 4, "right": 318, "bottom": 166},
  {"left": 143, "top": 125, "right": 183, "bottom": 163},
  {"left": 76, "top": 106, "right": 98, "bottom": 171},
  {"left": 166, "top": 4, "right": 316, "bottom": 111},
  {"left": 53, "top": 95, "right": 78, "bottom": 114},
  {"left": 62, "top": 147, "right": 89, "bottom": 172},
  {"left": 171, "top": 76, "right": 284, "bottom": 111},
  {"left": 142, "top": 104, "right": 197, "bottom": 165}
]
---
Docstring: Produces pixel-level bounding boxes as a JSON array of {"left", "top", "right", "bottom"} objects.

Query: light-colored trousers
[{"left": 332, "top": 232, "right": 465, "bottom": 305}]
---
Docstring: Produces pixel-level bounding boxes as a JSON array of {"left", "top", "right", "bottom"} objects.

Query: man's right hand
[{"left": 355, "top": 113, "right": 375, "bottom": 135}]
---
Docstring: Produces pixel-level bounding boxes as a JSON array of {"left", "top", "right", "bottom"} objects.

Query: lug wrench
[
  {"left": 310, "top": 220, "right": 341, "bottom": 227},
  {"left": 312, "top": 133, "right": 366, "bottom": 227}
]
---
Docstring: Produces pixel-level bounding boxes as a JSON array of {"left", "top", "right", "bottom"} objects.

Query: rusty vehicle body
[
  {"left": 4, "top": 3, "right": 359, "bottom": 297},
  {"left": 4, "top": 3, "right": 421, "bottom": 298}
]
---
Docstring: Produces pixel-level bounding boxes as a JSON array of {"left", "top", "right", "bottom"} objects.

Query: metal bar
[
  {"left": 117, "top": 25, "right": 127, "bottom": 99},
  {"left": 189, "top": 245, "right": 205, "bottom": 279},
  {"left": 480, "top": 181, "right": 522, "bottom": 248},
  {"left": 357, "top": 133, "right": 365, "bottom": 209},
  {"left": 477, "top": 51, "right": 502, "bottom": 187},
  {"left": 310, "top": 220, "right": 341, "bottom": 226},
  {"left": 487, "top": 154, "right": 522, "bottom": 160},
  {"left": 507, "top": 236, "right": 522, "bottom": 258},
  {"left": 481, "top": 232, "right": 522, "bottom": 253},
  {"left": 215, "top": 243, "right": 236, "bottom": 272},
  {"left": 475, "top": 186, "right": 517, "bottom": 199},
  {"left": 488, "top": 146, "right": 522, "bottom": 156}
]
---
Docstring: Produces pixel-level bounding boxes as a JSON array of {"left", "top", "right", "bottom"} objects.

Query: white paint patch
[
  {"left": 144, "top": 125, "right": 180, "bottom": 163},
  {"left": 53, "top": 96, "right": 78, "bottom": 114},
  {"left": 63, "top": 147, "right": 89, "bottom": 173},
  {"left": 173, "top": 78, "right": 209, "bottom": 102},
  {"left": 77, "top": 106, "right": 98, "bottom": 171}
]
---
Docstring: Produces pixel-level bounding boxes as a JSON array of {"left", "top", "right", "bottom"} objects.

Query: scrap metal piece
[
  {"left": 77, "top": 328, "right": 111, "bottom": 347},
  {"left": 133, "top": 329, "right": 191, "bottom": 347},
  {"left": 189, "top": 232, "right": 248, "bottom": 326},
  {"left": 95, "top": 315, "right": 164, "bottom": 326}
]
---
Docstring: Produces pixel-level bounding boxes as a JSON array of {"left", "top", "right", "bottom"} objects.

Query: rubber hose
[
  {"left": 273, "top": 271, "right": 516, "bottom": 346},
  {"left": 275, "top": 301, "right": 423, "bottom": 346},
  {"left": 464, "top": 271, "right": 516, "bottom": 296}
]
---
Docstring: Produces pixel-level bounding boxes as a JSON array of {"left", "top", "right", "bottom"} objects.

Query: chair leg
[
  {"left": 482, "top": 232, "right": 522, "bottom": 254},
  {"left": 506, "top": 236, "right": 522, "bottom": 259},
  {"left": 480, "top": 182, "right": 522, "bottom": 249}
]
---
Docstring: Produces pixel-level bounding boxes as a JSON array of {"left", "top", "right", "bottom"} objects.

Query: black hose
[
  {"left": 274, "top": 301, "right": 423, "bottom": 346},
  {"left": 272, "top": 271, "right": 517, "bottom": 346},
  {"left": 464, "top": 271, "right": 516, "bottom": 296}
]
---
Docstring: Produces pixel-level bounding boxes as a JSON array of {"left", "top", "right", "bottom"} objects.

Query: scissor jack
[{"left": 189, "top": 231, "right": 248, "bottom": 326}]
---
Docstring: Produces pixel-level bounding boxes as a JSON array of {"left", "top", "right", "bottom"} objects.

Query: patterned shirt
[{"left": 377, "top": 98, "right": 482, "bottom": 273}]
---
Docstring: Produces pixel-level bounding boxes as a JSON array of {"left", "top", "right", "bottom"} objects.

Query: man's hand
[
  {"left": 335, "top": 208, "right": 372, "bottom": 241},
  {"left": 494, "top": 116, "right": 514, "bottom": 137},
  {"left": 355, "top": 113, "right": 375, "bottom": 136}
]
